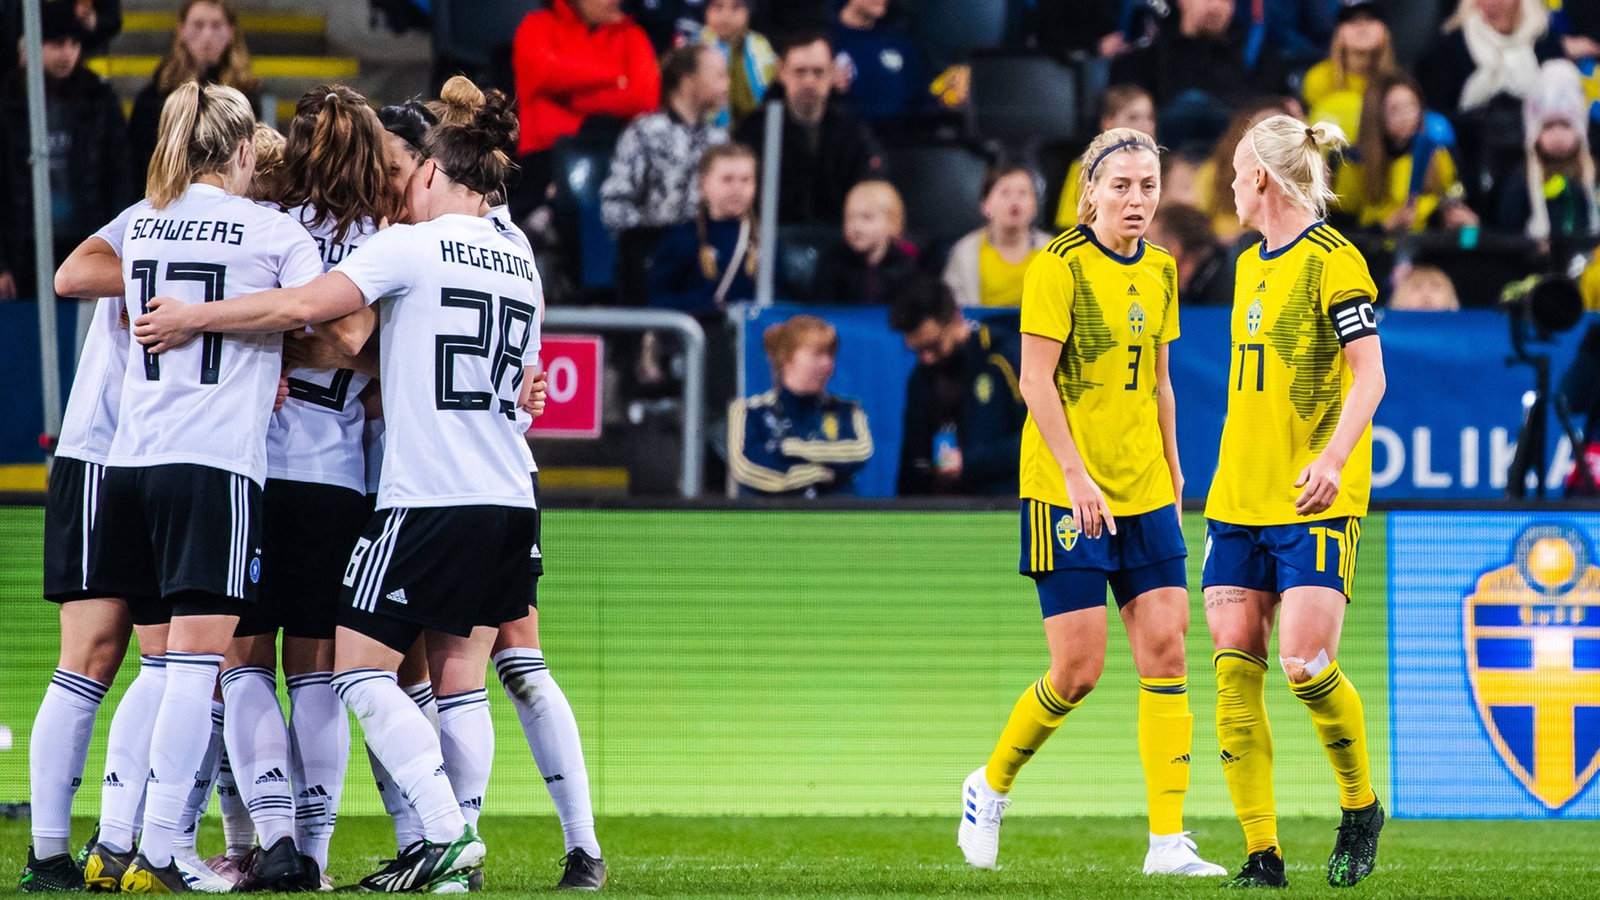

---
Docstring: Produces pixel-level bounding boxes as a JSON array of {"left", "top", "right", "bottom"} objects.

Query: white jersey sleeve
[
  {"left": 333, "top": 214, "right": 539, "bottom": 509},
  {"left": 265, "top": 206, "right": 379, "bottom": 492},
  {"left": 56, "top": 205, "right": 142, "bottom": 464},
  {"left": 107, "top": 185, "right": 326, "bottom": 484}
]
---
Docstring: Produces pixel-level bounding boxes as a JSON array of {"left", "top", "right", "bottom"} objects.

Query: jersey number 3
[
  {"left": 131, "top": 260, "right": 226, "bottom": 383},
  {"left": 435, "top": 287, "right": 537, "bottom": 414}
]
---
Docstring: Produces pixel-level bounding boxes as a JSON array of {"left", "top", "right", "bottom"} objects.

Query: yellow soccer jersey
[
  {"left": 1205, "top": 222, "right": 1380, "bottom": 525},
  {"left": 1019, "top": 225, "right": 1180, "bottom": 515}
]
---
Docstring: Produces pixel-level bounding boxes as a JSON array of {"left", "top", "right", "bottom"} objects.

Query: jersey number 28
[{"left": 434, "top": 287, "right": 537, "bottom": 415}]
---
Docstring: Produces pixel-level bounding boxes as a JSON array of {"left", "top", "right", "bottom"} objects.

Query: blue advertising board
[
  {"left": 1390, "top": 512, "right": 1600, "bottom": 818},
  {"left": 737, "top": 305, "right": 1595, "bottom": 499}
]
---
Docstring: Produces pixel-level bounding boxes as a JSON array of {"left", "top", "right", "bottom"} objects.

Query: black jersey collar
[{"left": 1257, "top": 220, "right": 1325, "bottom": 260}]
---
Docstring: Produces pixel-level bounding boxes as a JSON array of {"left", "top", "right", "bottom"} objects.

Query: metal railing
[{"left": 545, "top": 307, "right": 706, "bottom": 498}]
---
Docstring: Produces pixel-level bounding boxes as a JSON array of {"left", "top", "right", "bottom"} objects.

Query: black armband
[{"left": 1328, "top": 297, "right": 1378, "bottom": 345}]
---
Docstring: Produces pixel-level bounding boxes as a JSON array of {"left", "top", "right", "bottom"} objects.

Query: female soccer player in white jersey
[
  {"left": 956, "top": 129, "right": 1224, "bottom": 878},
  {"left": 428, "top": 75, "right": 606, "bottom": 891},
  {"left": 209, "top": 85, "right": 396, "bottom": 889},
  {"left": 79, "top": 81, "right": 326, "bottom": 894},
  {"left": 135, "top": 89, "right": 538, "bottom": 894},
  {"left": 1204, "top": 115, "right": 1386, "bottom": 889},
  {"left": 19, "top": 222, "right": 150, "bottom": 893}
]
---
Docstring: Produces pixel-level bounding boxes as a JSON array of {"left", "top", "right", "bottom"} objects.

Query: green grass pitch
[{"left": 2, "top": 507, "right": 1598, "bottom": 895}]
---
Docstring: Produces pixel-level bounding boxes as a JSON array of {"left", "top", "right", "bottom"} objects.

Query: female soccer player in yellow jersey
[
  {"left": 957, "top": 127, "right": 1225, "bottom": 878},
  {"left": 1204, "top": 114, "right": 1387, "bottom": 889}
]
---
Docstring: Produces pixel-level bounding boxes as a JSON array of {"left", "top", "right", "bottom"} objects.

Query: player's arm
[
  {"left": 1295, "top": 333, "right": 1385, "bottom": 516},
  {"left": 1154, "top": 341, "right": 1183, "bottom": 523},
  {"left": 133, "top": 271, "right": 367, "bottom": 354},
  {"left": 1019, "top": 333, "right": 1115, "bottom": 538},
  {"left": 55, "top": 236, "right": 124, "bottom": 299},
  {"left": 313, "top": 306, "right": 378, "bottom": 357}
]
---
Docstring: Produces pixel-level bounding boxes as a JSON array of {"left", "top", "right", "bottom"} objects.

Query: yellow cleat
[{"left": 119, "top": 853, "right": 189, "bottom": 893}]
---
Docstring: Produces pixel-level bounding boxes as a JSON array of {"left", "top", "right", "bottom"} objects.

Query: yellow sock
[
  {"left": 1138, "top": 677, "right": 1193, "bottom": 835},
  {"left": 1289, "top": 661, "right": 1377, "bottom": 810},
  {"left": 1214, "top": 649, "right": 1277, "bottom": 854},
  {"left": 984, "top": 675, "right": 1077, "bottom": 793}
]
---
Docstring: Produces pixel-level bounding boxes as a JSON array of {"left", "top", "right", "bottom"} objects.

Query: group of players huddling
[{"left": 21, "top": 75, "right": 604, "bottom": 893}]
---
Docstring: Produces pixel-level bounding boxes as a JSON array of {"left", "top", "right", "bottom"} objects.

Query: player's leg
[
  {"left": 1116, "top": 541, "right": 1226, "bottom": 877},
  {"left": 432, "top": 625, "right": 498, "bottom": 832},
  {"left": 367, "top": 638, "right": 433, "bottom": 856},
  {"left": 1273, "top": 518, "right": 1382, "bottom": 888},
  {"left": 1202, "top": 520, "right": 1287, "bottom": 888},
  {"left": 23, "top": 598, "right": 127, "bottom": 892},
  {"left": 219, "top": 631, "right": 307, "bottom": 891},
  {"left": 170, "top": 694, "right": 234, "bottom": 893}
]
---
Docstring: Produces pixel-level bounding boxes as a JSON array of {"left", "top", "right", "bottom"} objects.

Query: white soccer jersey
[
  {"left": 106, "top": 184, "right": 324, "bottom": 484},
  {"left": 55, "top": 208, "right": 138, "bottom": 465},
  {"left": 264, "top": 206, "right": 378, "bottom": 492},
  {"left": 334, "top": 213, "right": 539, "bottom": 510},
  {"left": 487, "top": 205, "right": 540, "bottom": 475}
]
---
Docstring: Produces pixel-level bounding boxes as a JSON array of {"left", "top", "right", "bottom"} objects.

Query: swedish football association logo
[
  {"left": 1247, "top": 298, "right": 1264, "bottom": 337},
  {"left": 1055, "top": 515, "right": 1078, "bottom": 551},
  {"left": 1463, "top": 524, "right": 1600, "bottom": 810},
  {"left": 1128, "top": 301, "right": 1145, "bottom": 340}
]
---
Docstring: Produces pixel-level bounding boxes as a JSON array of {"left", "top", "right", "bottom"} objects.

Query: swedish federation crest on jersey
[
  {"left": 1247, "top": 297, "right": 1263, "bottom": 337},
  {"left": 1128, "top": 301, "right": 1145, "bottom": 340}
]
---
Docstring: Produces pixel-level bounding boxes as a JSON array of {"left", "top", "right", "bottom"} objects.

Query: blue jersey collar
[
  {"left": 1258, "top": 221, "right": 1325, "bottom": 260},
  {"left": 1076, "top": 224, "right": 1145, "bottom": 265}
]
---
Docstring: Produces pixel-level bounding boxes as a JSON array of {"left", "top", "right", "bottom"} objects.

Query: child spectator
[
  {"left": 646, "top": 142, "right": 759, "bottom": 313},
  {"left": 830, "top": 0, "right": 933, "bottom": 129},
  {"left": 816, "top": 180, "right": 919, "bottom": 305},
  {"left": 732, "top": 32, "right": 885, "bottom": 225},
  {"left": 601, "top": 43, "right": 730, "bottom": 304},
  {"left": 1303, "top": 0, "right": 1397, "bottom": 116},
  {"left": 1389, "top": 264, "right": 1462, "bottom": 310},
  {"left": 0, "top": 1, "right": 131, "bottom": 302},
  {"left": 1147, "top": 203, "right": 1233, "bottom": 305},
  {"left": 1334, "top": 72, "right": 1478, "bottom": 233},
  {"left": 128, "top": 0, "right": 260, "bottom": 186},
  {"left": 700, "top": 0, "right": 775, "bottom": 128},
  {"left": 511, "top": 0, "right": 659, "bottom": 214},
  {"left": 1054, "top": 85, "right": 1156, "bottom": 229},
  {"left": 728, "top": 314, "right": 873, "bottom": 497},
  {"left": 1493, "top": 59, "right": 1598, "bottom": 242},
  {"left": 945, "top": 166, "right": 1053, "bottom": 307}
]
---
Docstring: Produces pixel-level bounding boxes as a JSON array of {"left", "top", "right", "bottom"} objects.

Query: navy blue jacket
[
  {"left": 729, "top": 387, "right": 873, "bottom": 497},
  {"left": 897, "top": 321, "right": 1025, "bottom": 496}
]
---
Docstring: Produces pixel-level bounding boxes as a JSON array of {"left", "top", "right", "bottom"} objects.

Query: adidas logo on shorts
[
  {"left": 255, "top": 767, "right": 289, "bottom": 785},
  {"left": 104, "top": 772, "right": 123, "bottom": 788},
  {"left": 386, "top": 588, "right": 409, "bottom": 605}
]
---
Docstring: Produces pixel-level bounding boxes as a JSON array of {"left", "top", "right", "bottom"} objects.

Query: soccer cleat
[
  {"left": 76, "top": 826, "right": 99, "bottom": 870},
  {"left": 1220, "top": 848, "right": 1288, "bottom": 889},
  {"left": 357, "top": 825, "right": 486, "bottom": 893},
  {"left": 1144, "top": 833, "right": 1228, "bottom": 876},
  {"left": 119, "top": 853, "right": 191, "bottom": 893},
  {"left": 82, "top": 842, "right": 136, "bottom": 893},
  {"left": 430, "top": 867, "right": 484, "bottom": 893},
  {"left": 234, "top": 836, "right": 315, "bottom": 893},
  {"left": 1327, "top": 799, "right": 1384, "bottom": 888},
  {"left": 555, "top": 849, "right": 605, "bottom": 891},
  {"left": 956, "top": 766, "right": 1010, "bottom": 870},
  {"left": 199, "top": 852, "right": 249, "bottom": 888},
  {"left": 171, "top": 849, "right": 233, "bottom": 894},
  {"left": 19, "top": 846, "right": 87, "bottom": 892}
]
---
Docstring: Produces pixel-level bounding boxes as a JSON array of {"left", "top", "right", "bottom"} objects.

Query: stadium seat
[
  {"left": 967, "top": 50, "right": 1080, "bottom": 148},
  {"left": 909, "top": 0, "right": 1010, "bottom": 72},
  {"left": 776, "top": 225, "right": 839, "bottom": 301},
  {"left": 549, "top": 134, "right": 622, "bottom": 293},
  {"left": 433, "top": 0, "right": 539, "bottom": 73},
  {"left": 882, "top": 141, "right": 990, "bottom": 251}
]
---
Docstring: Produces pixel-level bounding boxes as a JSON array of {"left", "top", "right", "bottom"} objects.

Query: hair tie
[
  {"left": 325, "top": 92, "right": 338, "bottom": 102},
  {"left": 1086, "top": 139, "right": 1155, "bottom": 180},
  {"left": 1305, "top": 127, "right": 1316, "bottom": 140}
]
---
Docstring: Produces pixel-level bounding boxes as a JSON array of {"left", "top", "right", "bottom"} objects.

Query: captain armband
[{"left": 1328, "top": 297, "right": 1378, "bottom": 345}]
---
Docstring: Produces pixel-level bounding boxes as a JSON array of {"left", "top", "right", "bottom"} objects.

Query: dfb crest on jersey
[
  {"left": 1055, "top": 515, "right": 1078, "bottom": 551},
  {"left": 1247, "top": 298, "right": 1264, "bottom": 337},
  {"left": 1128, "top": 300, "right": 1145, "bottom": 340},
  {"left": 1463, "top": 523, "right": 1600, "bottom": 810}
]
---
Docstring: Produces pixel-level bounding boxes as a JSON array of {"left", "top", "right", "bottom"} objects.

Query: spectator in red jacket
[{"left": 511, "top": 0, "right": 660, "bottom": 214}]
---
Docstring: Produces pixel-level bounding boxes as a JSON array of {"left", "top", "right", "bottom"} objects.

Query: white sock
[
  {"left": 404, "top": 681, "right": 441, "bottom": 733},
  {"left": 99, "top": 655, "right": 166, "bottom": 854},
  {"left": 368, "top": 746, "right": 425, "bottom": 852},
  {"left": 139, "top": 652, "right": 223, "bottom": 868},
  {"left": 334, "top": 669, "right": 464, "bottom": 843},
  {"left": 494, "top": 649, "right": 600, "bottom": 855},
  {"left": 219, "top": 666, "right": 295, "bottom": 849},
  {"left": 30, "top": 669, "right": 109, "bottom": 856},
  {"left": 287, "top": 671, "right": 349, "bottom": 871},
  {"left": 216, "top": 749, "right": 256, "bottom": 858},
  {"left": 436, "top": 690, "right": 493, "bottom": 828},
  {"left": 174, "top": 701, "right": 225, "bottom": 855}
]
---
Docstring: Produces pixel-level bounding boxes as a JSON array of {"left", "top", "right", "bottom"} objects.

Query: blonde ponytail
[
  {"left": 1245, "top": 114, "right": 1347, "bottom": 220},
  {"left": 1076, "top": 126, "right": 1160, "bottom": 225},
  {"left": 146, "top": 81, "right": 255, "bottom": 208}
]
